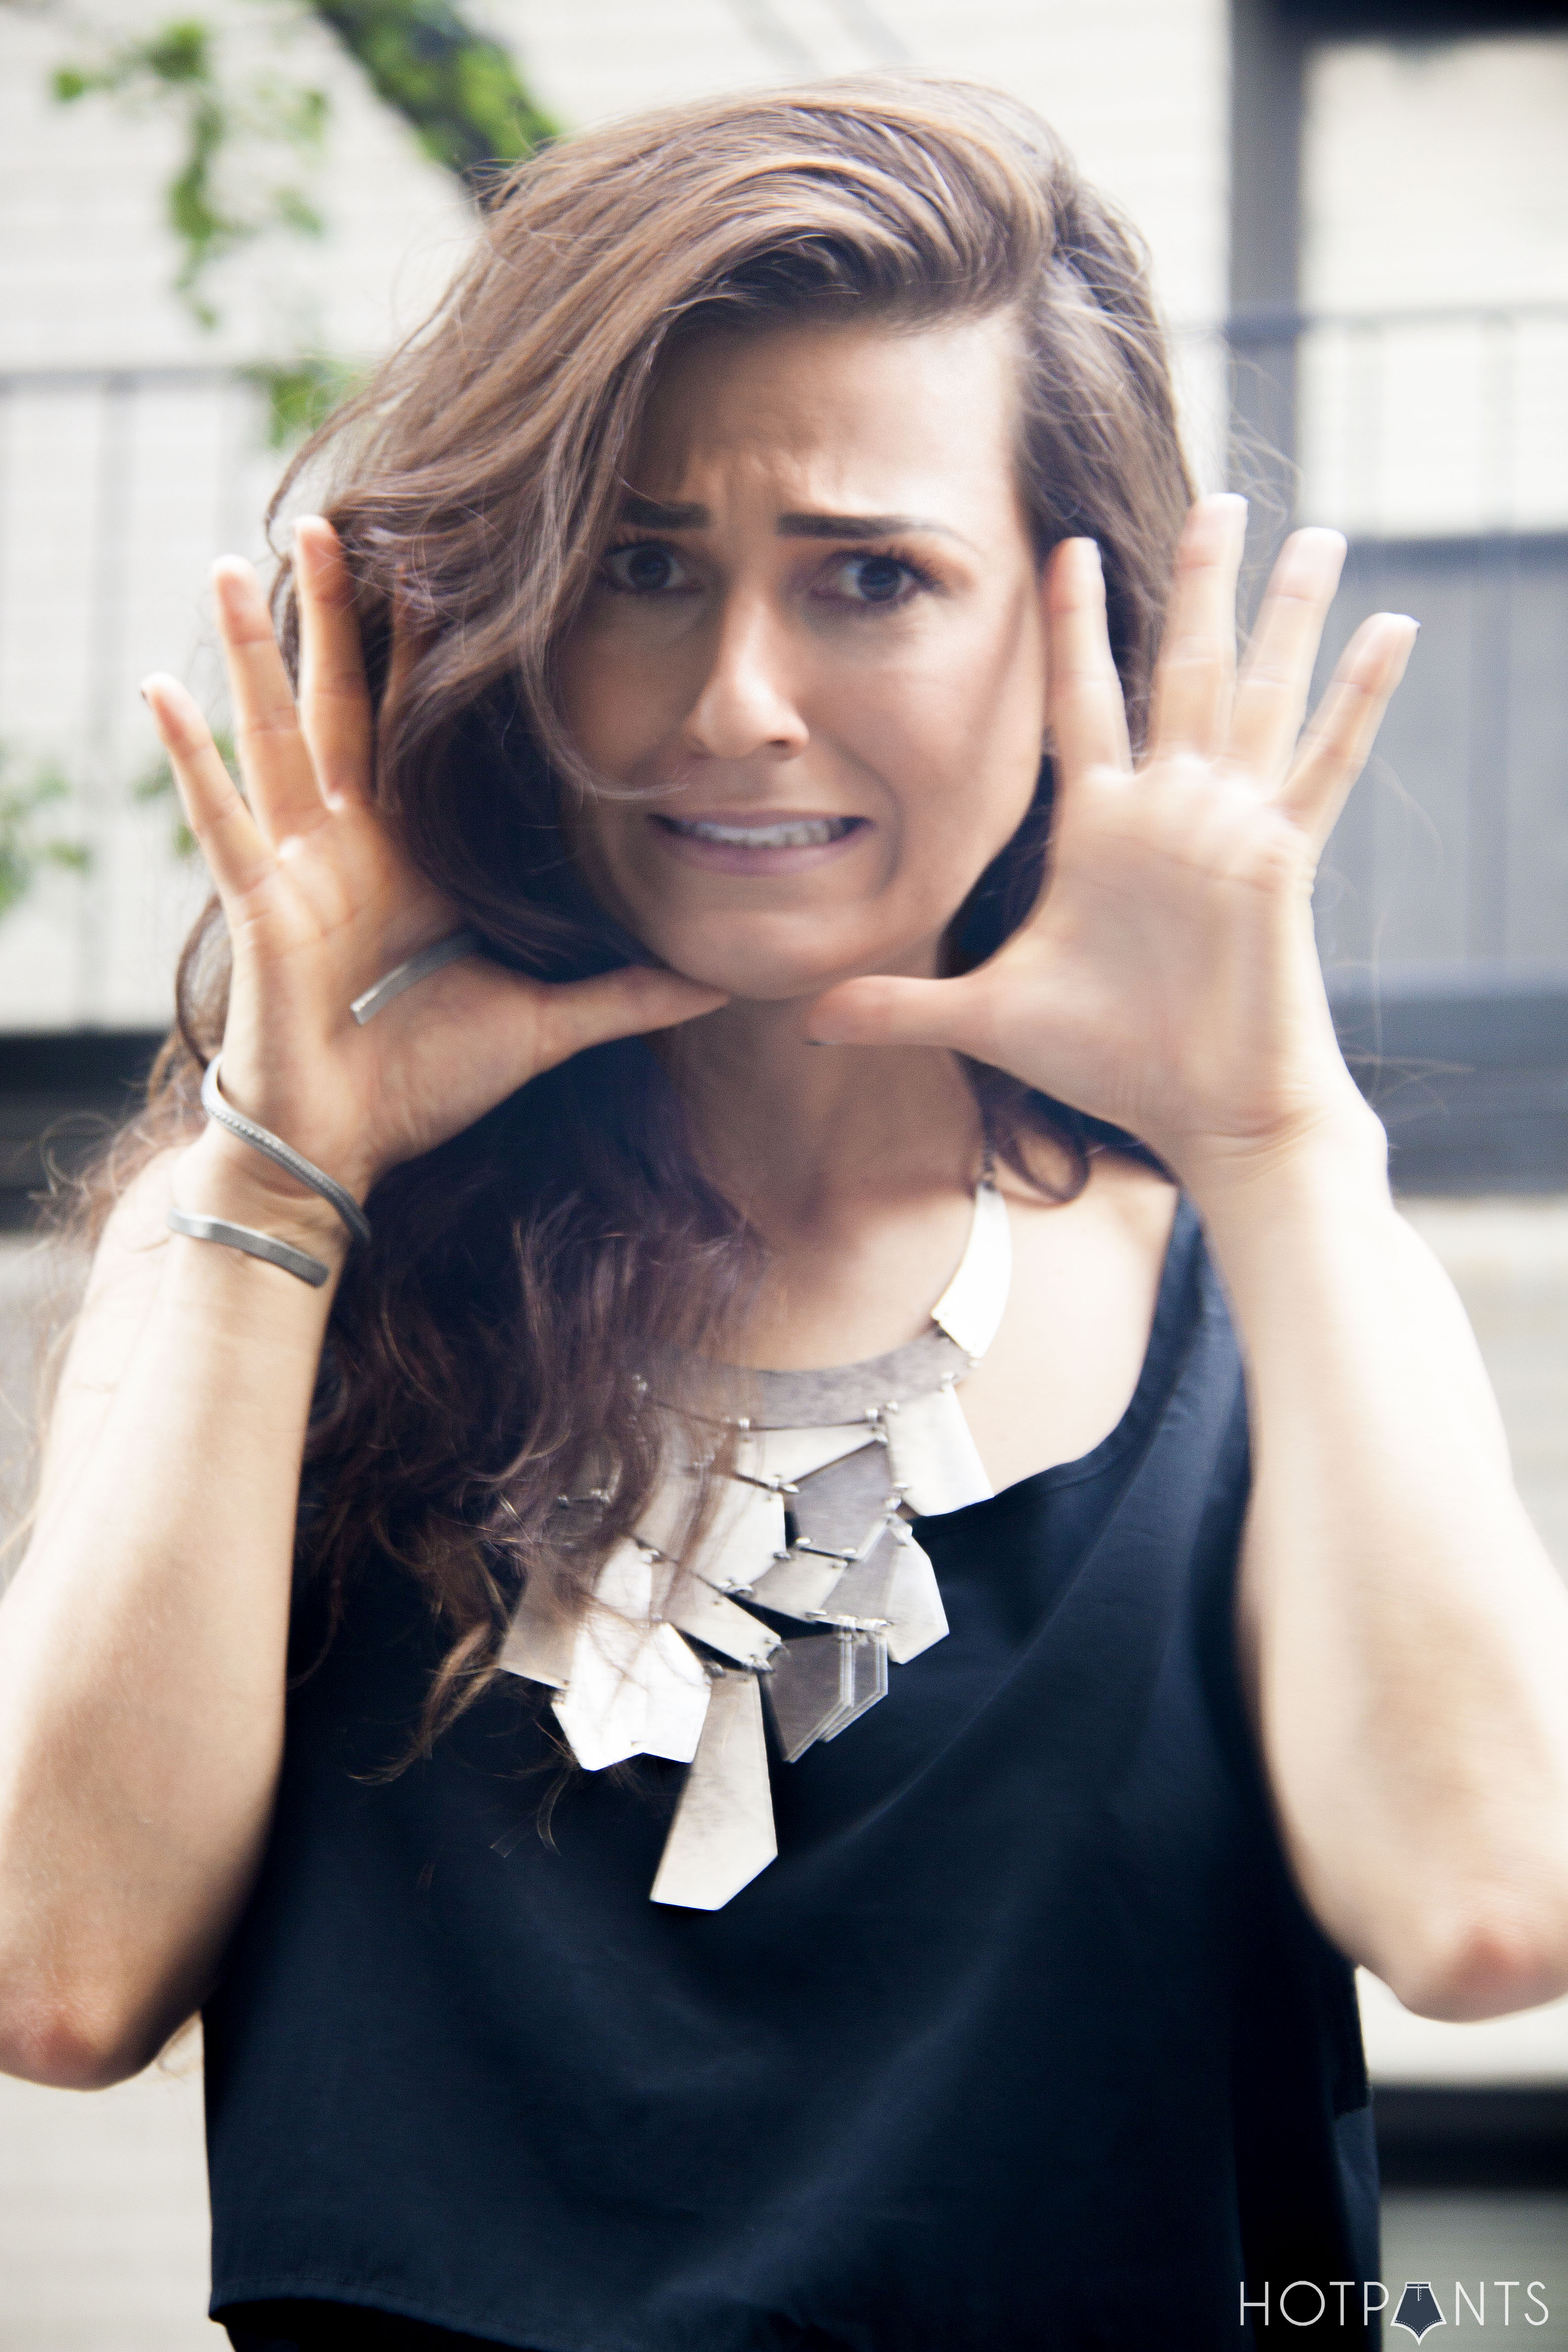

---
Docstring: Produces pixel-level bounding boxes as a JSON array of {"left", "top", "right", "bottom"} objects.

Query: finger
[
  {"left": 805, "top": 973, "right": 981, "bottom": 1053},
  {"left": 212, "top": 556, "right": 330, "bottom": 850},
  {"left": 1146, "top": 494, "right": 1247, "bottom": 760},
  {"left": 1225, "top": 527, "right": 1346, "bottom": 786},
  {"left": 1046, "top": 539, "right": 1132, "bottom": 785},
  {"left": 294, "top": 517, "right": 373, "bottom": 808},
  {"left": 1275, "top": 613, "right": 1418, "bottom": 853},
  {"left": 141, "top": 673, "right": 278, "bottom": 902},
  {"left": 530, "top": 966, "right": 729, "bottom": 1073}
]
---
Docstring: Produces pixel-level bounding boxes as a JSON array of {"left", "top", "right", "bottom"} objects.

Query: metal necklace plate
[{"left": 499, "top": 1171, "right": 1013, "bottom": 1911}]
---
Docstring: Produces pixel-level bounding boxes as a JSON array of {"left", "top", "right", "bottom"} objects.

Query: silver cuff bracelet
[
  {"left": 200, "top": 1057, "right": 372, "bottom": 1249},
  {"left": 166, "top": 1207, "right": 331, "bottom": 1288},
  {"left": 192, "top": 930, "right": 480, "bottom": 1254},
  {"left": 350, "top": 928, "right": 481, "bottom": 1026}
]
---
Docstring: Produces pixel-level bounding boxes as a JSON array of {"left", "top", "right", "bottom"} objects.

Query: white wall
[
  {"left": 1299, "top": 35, "right": 1568, "bottom": 538},
  {"left": 505, "top": 0, "right": 1230, "bottom": 326}
]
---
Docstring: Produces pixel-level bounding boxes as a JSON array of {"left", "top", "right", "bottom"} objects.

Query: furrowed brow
[
  {"left": 612, "top": 499, "right": 969, "bottom": 545},
  {"left": 777, "top": 513, "right": 963, "bottom": 542},
  {"left": 617, "top": 494, "right": 709, "bottom": 529}
]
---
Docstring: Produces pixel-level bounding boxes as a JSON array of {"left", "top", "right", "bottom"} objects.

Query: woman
[{"left": 1, "top": 75, "right": 1566, "bottom": 2352}]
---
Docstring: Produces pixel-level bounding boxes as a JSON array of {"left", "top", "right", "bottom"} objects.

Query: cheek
[
  {"left": 556, "top": 622, "right": 666, "bottom": 773},
  {"left": 841, "top": 598, "right": 1045, "bottom": 867}
]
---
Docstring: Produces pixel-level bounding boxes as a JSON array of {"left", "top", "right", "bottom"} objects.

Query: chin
[
  {"left": 669, "top": 956, "right": 850, "bottom": 1005},
  {"left": 645, "top": 908, "right": 944, "bottom": 1005}
]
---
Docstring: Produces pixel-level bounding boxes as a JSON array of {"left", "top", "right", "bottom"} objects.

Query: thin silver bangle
[
  {"left": 200, "top": 1057, "right": 372, "bottom": 1249},
  {"left": 166, "top": 1207, "right": 330, "bottom": 1288},
  {"left": 194, "top": 930, "right": 479, "bottom": 1245},
  {"left": 350, "top": 928, "right": 481, "bottom": 1026}
]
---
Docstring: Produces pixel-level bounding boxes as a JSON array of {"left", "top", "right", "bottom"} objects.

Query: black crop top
[{"left": 204, "top": 1196, "right": 1380, "bottom": 2350}]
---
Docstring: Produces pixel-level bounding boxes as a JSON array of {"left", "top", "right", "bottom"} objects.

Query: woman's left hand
[{"left": 807, "top": 495, "right": 1418, "bottom": 1194}]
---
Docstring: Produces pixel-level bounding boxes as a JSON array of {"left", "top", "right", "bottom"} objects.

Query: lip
[{"left": 648, "top": 809, "right": 870, "bottom": 876}]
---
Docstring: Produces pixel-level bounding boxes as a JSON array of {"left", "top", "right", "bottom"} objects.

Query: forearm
[
  {"left": 0, "top": 1136, "right": 344, "bottom": 2084},
  {"left": 1192, "top": 1116, "right": 1568, "bottom": 2019}
]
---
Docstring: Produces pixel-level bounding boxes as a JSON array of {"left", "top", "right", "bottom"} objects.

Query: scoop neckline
[
  {"left": 671, "top": 1180, "right": 1198, "bottom": 1494},
  {"left": 912, "top": 1188, "right": 1201, "bottom": 1519}
]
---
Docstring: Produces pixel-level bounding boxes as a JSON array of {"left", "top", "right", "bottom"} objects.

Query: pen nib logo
[{"left": 1393, "top": 2282, "right": 1447, "bottom": 2340}]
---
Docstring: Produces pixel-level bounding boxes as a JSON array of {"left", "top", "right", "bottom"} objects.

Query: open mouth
[{"left": 654, "top": 815, "right": 863, "bottom": 851}]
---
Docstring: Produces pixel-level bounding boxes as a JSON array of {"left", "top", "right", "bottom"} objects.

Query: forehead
[{"left": 629, "top": 310, "right": 1025, "bottom": 520}]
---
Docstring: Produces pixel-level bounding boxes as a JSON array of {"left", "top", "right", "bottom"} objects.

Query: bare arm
[
  {"left": 0, "top": 1136, "right": 346, "bottom": 2086},
  {"left": 0, "top": 524, "right": 723, "bottom": 2089},
  {"left": 1206, "top": 1135, "right": 1568, "bottom": 2023},
  {"left": 809, "top": 497, "right": 1568, "bottom": 2019}
]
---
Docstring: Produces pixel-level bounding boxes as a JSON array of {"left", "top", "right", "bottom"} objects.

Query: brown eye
[
  {"left": 604, "top": 542, "right": 691, "bottom": 594},
  {"left": 821, "top": 552, "right": 929, "bottom": 607},
  {"left": 846, "top": 555, "right": 909, "bottom": 602}
]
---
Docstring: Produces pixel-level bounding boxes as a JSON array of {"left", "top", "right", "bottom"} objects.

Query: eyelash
[
  {"left": 599, "top": 537, "right": 940, "bottom": 608},
  {"left": 599, "top": 539, "right": 697, "bottom": 596},
  {"left": 825, "top": 547, "right": 940, "bottom": 607}
]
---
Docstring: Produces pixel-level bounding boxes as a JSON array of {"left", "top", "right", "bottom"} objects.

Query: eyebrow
[
  {"left": 615, "top": 493, "right": 964, "bottom": 543},
  {"left": 778, "top": 512, "right": 963, "bottom": 543},
  {"left": 618, "top": 495, "right": 707, "bottom": 529}
]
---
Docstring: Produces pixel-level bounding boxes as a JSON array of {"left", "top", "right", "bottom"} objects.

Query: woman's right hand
[{"left": 143, "top": 517, "right": 726, "bottom": 1219}]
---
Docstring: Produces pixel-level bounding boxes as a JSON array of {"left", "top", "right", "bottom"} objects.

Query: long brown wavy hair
[{"left": 67, "top": 75, "right": 1193, "bottom": 1742}]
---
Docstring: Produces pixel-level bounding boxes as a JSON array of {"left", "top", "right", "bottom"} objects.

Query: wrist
[
  {"left": 201, "top": 1053, "right": 380, "bottom": 1223},
  {"left": 171, "top": 1128, "right": 356, "bottom": 1275},
  {"left": 1172, "top": 1093, "right": 1392, "bottom": 1230}
]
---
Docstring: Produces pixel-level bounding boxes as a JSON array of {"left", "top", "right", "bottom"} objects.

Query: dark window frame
[{"left": 1226, "top": 0, "right": 1568, "bottom": 1190}]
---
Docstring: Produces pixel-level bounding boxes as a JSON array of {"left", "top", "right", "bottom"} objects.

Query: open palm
[
  {"left": 144, "top": 519, "right": 724, "bottom": 1205},
  {"left": 808, "top": 497, "right": 1417, "bottom": 1188}
]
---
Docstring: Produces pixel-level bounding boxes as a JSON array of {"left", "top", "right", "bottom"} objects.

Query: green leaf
[
  {"left": 272, "top": 186, "right": 326, "bottom": 238},
  {"left": 145, "top": 21, "right": 211, "bottom": 81},
  {"left": 242, "top": 354, "right": 366, "bottom": 449},
  {"left": 46, "top": 2, "right": 557, "bottom": 335},
  {"left": 0, "top": 746, "right": 94, "bottom": 923},
  {"left": 311, "top": 0, "right": 557, "bottom": 189},
  {"left": 46, "top": 12, "right": 333, "bottom": 329}
]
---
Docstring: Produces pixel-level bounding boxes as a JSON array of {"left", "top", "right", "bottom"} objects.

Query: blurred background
[{"left": 0, "top": 0, "right": 1565, "bottom": 2342}]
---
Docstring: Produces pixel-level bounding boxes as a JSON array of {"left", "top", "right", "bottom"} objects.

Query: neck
[{"left": 660, "top": 994, "right": 984, "bottom": 1244}]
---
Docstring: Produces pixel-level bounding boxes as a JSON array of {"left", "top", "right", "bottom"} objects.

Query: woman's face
[{"left": 556, "top": 310, "right": 1048, "bottom": 1002}]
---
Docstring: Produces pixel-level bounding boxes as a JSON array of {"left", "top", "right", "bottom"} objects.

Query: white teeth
[{"left": 668, "top": 817, "right": 854, "bottom": 849}]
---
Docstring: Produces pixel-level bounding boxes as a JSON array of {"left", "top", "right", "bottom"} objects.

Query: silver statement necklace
[{"left": 499, "top": 1166, "right": 1012, "bottom": 1911}]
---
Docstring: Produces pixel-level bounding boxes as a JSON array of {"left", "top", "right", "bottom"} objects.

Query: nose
[{"left": 682, "top": 593, "right": 808, "bottom": 762}]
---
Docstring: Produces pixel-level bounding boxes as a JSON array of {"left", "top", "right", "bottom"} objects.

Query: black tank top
[{"left": 204, "top": 1197, "right": 1380, "bottom": 2350}]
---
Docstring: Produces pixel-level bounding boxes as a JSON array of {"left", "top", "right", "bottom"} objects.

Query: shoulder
[
  {"left": 1082, "top": 1144, "right": 1181, "bottom": 1253},
  {"left": 965, "top": 1144, "right": 1183, "bottom": 1488},
  {"left": 998, "top": 1136, "right": 1179, "bottom": 1303}
]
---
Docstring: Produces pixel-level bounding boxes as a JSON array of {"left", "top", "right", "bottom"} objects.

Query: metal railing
[{"left": 1225, "top": 299, "right": 1568, "bottom": 540}]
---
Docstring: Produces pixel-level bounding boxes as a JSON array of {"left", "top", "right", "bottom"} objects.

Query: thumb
[
  {"left": 532, "top": 964, "right": 728, "bottom": 1071},
  {"left": 805, "top": 973, "right": 979, "bottom": 1051}
]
